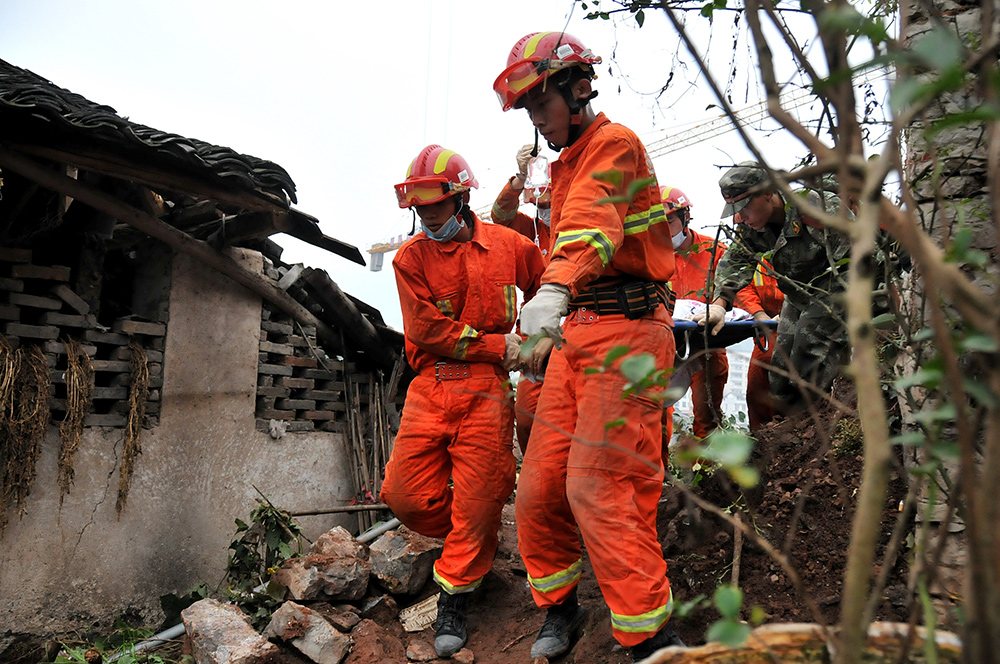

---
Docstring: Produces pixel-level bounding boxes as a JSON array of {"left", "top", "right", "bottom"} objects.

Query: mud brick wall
[{"left": 0, "top": 247, "right": 163, "bottom": 428}]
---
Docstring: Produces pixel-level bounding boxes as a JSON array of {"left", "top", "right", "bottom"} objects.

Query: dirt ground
[{"left": 344, "top": 380, "right": 912, "bottom": 664}]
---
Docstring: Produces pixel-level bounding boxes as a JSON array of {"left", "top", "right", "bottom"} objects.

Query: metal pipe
[{"left": 357, "top": 517, "right": 401, "bottom": 544}]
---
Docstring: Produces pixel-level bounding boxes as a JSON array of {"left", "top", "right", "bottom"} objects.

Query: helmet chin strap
[{"left": 547, "top": 88, "right": 598, "bottom": 151}]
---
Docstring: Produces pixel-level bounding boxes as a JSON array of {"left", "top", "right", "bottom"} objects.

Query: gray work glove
[
  {"left": 520, "top": 284, "right": 570, "bottom": 345},
  {"left": 516, "top": 144, "right": 534, "bottom": 180}
]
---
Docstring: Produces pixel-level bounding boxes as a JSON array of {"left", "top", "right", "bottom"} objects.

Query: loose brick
[
  {"left": 7, "top": 293, "right": 62, "bottom": 310},
  {"left": 10, "top": 264, "right": 71, "bottom": 281},
  {"left": 5, "top": 323, "right": 59, "bottom": 340},
  {"left": 93, "top": 386, "right": 128, "bottom": 400},
  {"left": 39, "top": 312, "right": 96, "bottom": 328},
  {"left": 301, "top": 389, "right": 342, "bottom": 401},
  {"left": 91, "top": 360, "right": 131, "bottom": 372},
  {"left": 319, "top": 420, "right": 346, "bottom": 432},
  {"left": 43, "top": 340, "right": 97, "bottom": 356},
  {"left": 286, "top": 335, "right": 312, "bottom": 348},
  {"left": 281, "top": 355, "right": 318, "bottom": 368},
  {"left": 256, "top": 396, "right": 276, "bottom": 410},
  {"left": 113, "top": 319, "right": 166, "bottom": 336},
  {"left": 147, "top": 389, "right": 161, "bottom": 402},
  {"left": 259, "top": 363, "right": 294, "bottom": 377},
  {"left": 258, "top": 374, "right": 274, "bottom": 387},
  {"left": 0, "top": 248, "right": 31, "bottom": 263},
  {"left": 0, "top": 304, "right": 19, "bottom": 320},
  {"left": 145, "top": 402, "right": 161, "bottom": 416},
  {"left": 85, "top": 413, "right": 126, "bottom": 427},
  {"left": 257, "top": 410, "right": 295, "bottom": 420},
  {"left": 49, "top": 284, "right": 90, "bottom": 315},
  {"left": 0, "top": 277, "right": 24, "bottom": 292},
  {"left": 261, "top": 320, "right": 294, "bottom": 336},
  {"left": 299, "top": 367, "right": 343, "bottom": 380},
  {"left": 260, "top": 341, "right": 294, "bottom": 355},
  {"left": 275, "top": 376, "right": 314, "bottom": 389},
  {"left": 318, "top": 402, "right": 348, "bottom": 412},
  {"left": 87, "top": 330, "right": 131, "bottom": 345},
  {"left": 285, "top": 421, "right": 316, "bottom": 432},
  {"left": 276, "top": 398, "right": 316, "bottom": 410},
  {"left": 257, "top": 385, "right": 292, "bottom": 398},
  {"left": 302, "top": 410, "right": 338, "bottom": 421}
]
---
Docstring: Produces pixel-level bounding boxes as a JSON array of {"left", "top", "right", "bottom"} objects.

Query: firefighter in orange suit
[
  {"left": 491, "top": 144, "right": 554, "bottom": 453},
  {"left": 381, "top": 145, "right": 545, "bottom": 658},
  {"left": 494, "top": 32, "right": 684, "bottom": 662},
  {"left": 732, "top": 237, "right": 785, "bottom": 429},
  {"left": 662, "top": 185, "right": 729, "bottom": 438}
]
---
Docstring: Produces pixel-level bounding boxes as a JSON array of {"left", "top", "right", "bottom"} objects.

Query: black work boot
[
  {"left": 630, "top": 622, "right": 685, "bottom": 662},
  {"left": 530, "top": 589, "right": 587, "bottom": 659},
  {"left": 434, "top": 591, "right": 470, "bottom": 657}
]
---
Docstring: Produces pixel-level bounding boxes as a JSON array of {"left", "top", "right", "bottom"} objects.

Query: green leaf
[
  {"left": 728, "top": 466, "right": 760, "bottom": 488},
  {"left": 235, "top": 518, "right": 249, "bottom": 532},
  {"left": 584, "top": 366, "right": 603, "bottom": 375},
  {"left": 963, "top": 378, "right": 998, "bottom": 408},
  {"left": 620, "top": 353, "right": 657, "bottom": 383},
  {"left": 908, "top": 402, "right": 957, "bottom": 425},
  {"left": 605, "top": 417, "right": 627, "bottom": 430},
  {"left": 604, "top": 345, "right": 631, "bottom": 367},
  {"left": 714, "top": 585, "right": 743, "bottom": 617},
  {"left": 591, "top": 169, "right": 623, "bottom": 187},
  {"left": 909, "top": 25, "right": 964, "bottom": 73},
  {"left": 749, "top": 605, "right": 767, "bottom": 625},
  {"left": 960, "top": 333, "right": 1000, "bottom": 353},
  {"left": 703, "top": 430, "right": 753, "bottom": 467},
  {"left": 893, "top": 367, "right": 943, "bottom": 390},
  {"left": 635, "top": 8, "right": 645, "bottom": 27},
  {"left": 871, "top": 312, "right": 897, "bottom": 328},
  {"left": 890, "top": 431, "right": 925, "bottom": 446},
  {"left": 707, "top": 619, "right": 752, "bottom": 647}
]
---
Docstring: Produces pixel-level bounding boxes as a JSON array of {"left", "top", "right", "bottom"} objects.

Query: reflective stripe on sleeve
[
  {"left": 504, "top": 285, "right": 517, "bottom": 322},
  {"left": 453, "top": 324, "right": 479, "bottom": 359},
  {"left": 623, "top": 203, "right": 667, "bottom": 236},
  {"left": 553, "top": 229, "right": 615, "bottom": 266}
]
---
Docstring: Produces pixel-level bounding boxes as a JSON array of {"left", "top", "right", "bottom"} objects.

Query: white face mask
[
  {"left": 671, "top": 228, "right": 687, "bottom": 249},
  {"left": 421, "top": 214, "right": 466, "bottom": 242},
  {"left": 537, "top": 207, "right": 551, "bottom": 226}
]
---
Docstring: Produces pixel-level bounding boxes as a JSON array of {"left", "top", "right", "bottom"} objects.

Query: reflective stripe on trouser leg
[
  {"left": 562, "top": 309, "right": 676, "bottom": 647},
  {"left": 516, "top": 344, "right": 584, "bottom": 609}
]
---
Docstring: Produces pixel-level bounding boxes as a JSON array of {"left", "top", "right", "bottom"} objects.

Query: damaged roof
[{"left": 0, "top": 57, "right": 296, "bottom": 208}]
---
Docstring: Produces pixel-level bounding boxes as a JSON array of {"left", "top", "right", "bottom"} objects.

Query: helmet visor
[
  {"left": 493, "top": 58, "right": 548, "bottom": 111},
  {"left": 395, "top": 177, "right": 465, "bottom": 208}
]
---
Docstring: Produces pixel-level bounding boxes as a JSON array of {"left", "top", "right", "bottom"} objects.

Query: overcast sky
[{"left": 1, "top": 0, "right": 860, "bottom": 329}]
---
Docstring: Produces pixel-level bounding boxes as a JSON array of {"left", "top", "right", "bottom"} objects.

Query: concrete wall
[{"left": 0, "top": 248, "right": 356, "bottom": 640}]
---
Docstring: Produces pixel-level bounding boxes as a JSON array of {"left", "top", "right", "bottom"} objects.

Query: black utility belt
[{"left": 567, "top": 279, "right": 675, "bottom": 319}]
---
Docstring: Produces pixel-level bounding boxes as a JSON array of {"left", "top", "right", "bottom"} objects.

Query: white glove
[
  {"left": 520, "top": 284, "right": 571, "bottom": 343},
  {"left": 516, "top": 144, "right": 534, "bottom": 180},
  {"left": 689, "top": 303, "right": 727, "bottom": 336},
  {"left": 502, "top": 333, "right": 522, "bottom": 372}
]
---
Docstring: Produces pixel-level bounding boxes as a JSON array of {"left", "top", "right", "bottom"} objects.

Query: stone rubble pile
[{"left": 179, "top": 525, "right": 460, "bottom": 664}]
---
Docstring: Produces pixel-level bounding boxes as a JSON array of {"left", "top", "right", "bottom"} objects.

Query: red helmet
[
  {"left": 659, "top": 186, "right": 692, "bottom": 213},
  {"left": 494, "top": 32, "right": 601, "bottom": 112},
  {"left": 394, "top": 145, "right": 479, "bottom": 208}
]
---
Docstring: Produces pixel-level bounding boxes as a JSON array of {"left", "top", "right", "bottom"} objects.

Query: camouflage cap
[{"left": 719, "top": 161, "right": 768, "bottom": 218}]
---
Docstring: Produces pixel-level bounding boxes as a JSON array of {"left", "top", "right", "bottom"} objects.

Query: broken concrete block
[
  {"left": 264, "top": 601, "right": 352, "bottom": 664},
  {"left": 359, "top": 593, "right": 400, "bottom": 625},
  {"left": 452, "top": 649, "right": 475, "bottom": 664},
  {"left": 369, "top": 527, "right": 442, "bottom": 595},
  {"left": 275, "top": 555, "right": 370, "bottom": 602},
  {"left": 312, "top": 604, "right": 361, "bottom": 633},
  {"left": 348, "top": 619, "right": 407, "bottom": 662},
  {"left": 404, "top": 639, "right": 437, "bottom": 662},
  {"left": 310, "top": 526, "right": 369, "bottom": 559},
  {"left": 181, "top": 598, "right": 280, "bottom": 664}
]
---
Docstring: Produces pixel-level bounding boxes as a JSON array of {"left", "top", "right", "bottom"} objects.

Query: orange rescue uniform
[
  {"left": 671, "top": 229, "right": 729, "bottom": 438},
  {"left": 491, "top": 177, "right": 552, "bottom": 453},
  {"left": 382, "top": 216, "right": 544, "bottom": 593},
  {"left": 735, "top": 262, "right": 784, "bottom": 430},
  {"left": 515, "top": 113, "right": 677, "bottom": 647}
]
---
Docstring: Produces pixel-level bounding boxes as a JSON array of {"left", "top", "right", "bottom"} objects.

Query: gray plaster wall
[{"left": 0, "top": 248, "right": 356, "bottom": 640}]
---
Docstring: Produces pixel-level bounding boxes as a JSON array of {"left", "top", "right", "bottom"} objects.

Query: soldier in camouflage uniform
[{"left": 692, "top": 161, "right": 853, "bottom": 410}]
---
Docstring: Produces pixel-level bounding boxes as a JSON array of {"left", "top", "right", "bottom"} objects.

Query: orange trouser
[
  {"left": 381, "top": 369, "right": 516, "bottom": 593},
  {"left": 516, "top": 307, "right": 675, "bottom": 647},
  {"left": 747, "top": 342, "right": 776, "bottom": 430},
  {"left": 689, "top": 349, "right": 729, "bottom": 438},
  {"left": 515, "top": 375, "right": 543, "bottom": 454}
]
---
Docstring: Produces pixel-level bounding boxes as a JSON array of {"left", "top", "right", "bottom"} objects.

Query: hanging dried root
[
  {"left": 1, "top": 343, "right": 49, "bottom": 537},
  {"left": 58, "top": 337, "right": 93, "bottom": 505},
  {"left": 116, "top": 342, "right": 148, "bottom": 515}
]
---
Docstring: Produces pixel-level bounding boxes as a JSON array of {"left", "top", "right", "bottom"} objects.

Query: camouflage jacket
[{"left": 714, "top": 189, "right": 854, "bottom": 307}]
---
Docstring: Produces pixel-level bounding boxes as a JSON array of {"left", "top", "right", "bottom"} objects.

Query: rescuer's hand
[
  {"left": 520, "top": 284, "right": 570, "bottom": 346},
  {"left": 690, "top": 303, "right": 727, "bottom": 336},
  {"left": 516, "top": 144, "right": 534, "bottom": 181},
  {"left": 519, "top": 335, "right": 555, "bottom": 376},
  {"left": 502, "top": 333, "right": 522, "bottom": 372}
]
